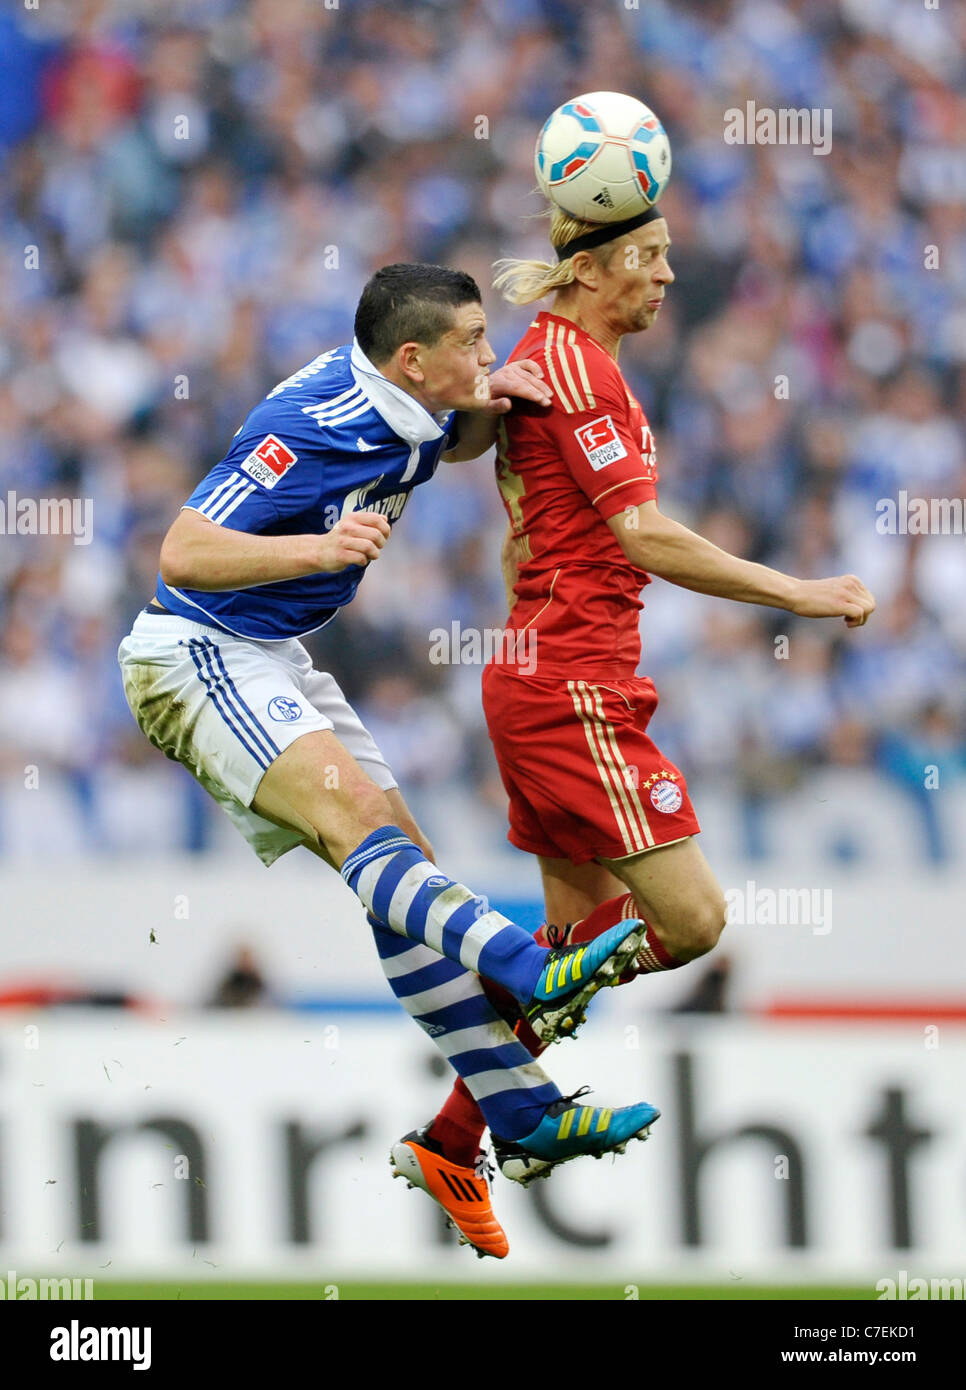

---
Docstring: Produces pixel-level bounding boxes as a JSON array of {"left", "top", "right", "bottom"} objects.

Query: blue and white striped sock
[
  {"left": 369, "top": 915, "right": 559, "bottom": 1140},
  {"left": 341, "top": 827, "right": 546, "bottom": 1005}
]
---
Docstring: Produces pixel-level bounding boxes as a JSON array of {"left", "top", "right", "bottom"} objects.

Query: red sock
[
  {"left": 427, "top": 1078, "right": 487, "bottom": 1168},
  {"left": 553, "top": 892, "right": 685, "bottom": 979},
  {"left": 558, "top": 893, "right": 639, "bottom": 945},
  {"left": 635, "top": 922, "right": 683, "bottom": 973}
]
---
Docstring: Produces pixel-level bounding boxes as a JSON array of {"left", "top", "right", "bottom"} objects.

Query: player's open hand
[
  {"left": 316, "top": 511, "right": 391, "bottom": 571},
  {"left": 478, "top": 359, "right": 553, "bottom": 414},
  {"left": 789, "top": 574, "right": 876, "bottom": 627}
]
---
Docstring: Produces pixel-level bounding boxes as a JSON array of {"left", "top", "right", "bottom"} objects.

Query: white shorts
[{"left": 118, "top": 610, "right": 397, "bottom": 865}]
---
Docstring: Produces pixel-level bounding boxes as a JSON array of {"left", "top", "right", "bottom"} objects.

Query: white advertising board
[{"left": 0, "top": 1013, "right": 962, "bottom": 1285}]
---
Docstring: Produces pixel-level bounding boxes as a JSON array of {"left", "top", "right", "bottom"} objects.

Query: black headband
[{"left": 556, "top": 204, "right": 663, "bottom": 261}]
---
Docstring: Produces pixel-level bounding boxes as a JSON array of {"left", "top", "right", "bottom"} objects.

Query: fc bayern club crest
[{"left": 650, "top": 779, "right": 682, "bottom": 814}]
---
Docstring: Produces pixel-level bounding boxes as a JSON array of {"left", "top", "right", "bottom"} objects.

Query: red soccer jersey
[{"left": 495, "top": 310, "right": 658, "bottom": 677}]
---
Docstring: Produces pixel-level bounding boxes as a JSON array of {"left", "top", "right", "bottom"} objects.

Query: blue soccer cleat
[
  {"left": 524, "top": 918, "right": 647, "bottom": 1044},
  {"left": 493, "top": 1089, "right": 660, "bottom": 1186}
]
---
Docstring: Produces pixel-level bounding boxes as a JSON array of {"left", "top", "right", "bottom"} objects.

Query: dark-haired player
[{"left": 119, "top": 263, "right": 662, "bottom": 1261}]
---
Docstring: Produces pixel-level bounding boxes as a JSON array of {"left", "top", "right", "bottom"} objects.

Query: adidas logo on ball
[{"left": 592, "top": 188, "right": 615, "bottom": 209}]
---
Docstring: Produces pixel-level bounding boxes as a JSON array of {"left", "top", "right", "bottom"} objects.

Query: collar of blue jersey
[{"left": 349, "top": 340, "right": 451, "bottom": 445}]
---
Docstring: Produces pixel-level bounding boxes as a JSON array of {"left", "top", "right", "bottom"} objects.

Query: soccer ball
[{"left": 534, "top": 91, "right": 672, "bottom": 223}]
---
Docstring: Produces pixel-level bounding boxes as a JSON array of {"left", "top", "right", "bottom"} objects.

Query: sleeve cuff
[{"left": 592, "top": 477, "right": 658, "bottom": 518}]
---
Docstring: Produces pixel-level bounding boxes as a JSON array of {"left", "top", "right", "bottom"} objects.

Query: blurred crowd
[{"left": 1, "top": 0, "right": 965, "bottom": 863}]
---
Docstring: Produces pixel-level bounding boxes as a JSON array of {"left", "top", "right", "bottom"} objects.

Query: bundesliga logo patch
[
  {"left": 650, "top": 779, "right": 682, "bottom": 814},
  {"left": 574, "top": 415, "right": 628, "bottom": 471},
  {"left": 241, "top": 435, "right": 298, "bottom": 489}
]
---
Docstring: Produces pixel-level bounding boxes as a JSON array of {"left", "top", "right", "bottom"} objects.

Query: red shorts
[{"left": 481, "top": 665, "right": 700, "bottom": 864}]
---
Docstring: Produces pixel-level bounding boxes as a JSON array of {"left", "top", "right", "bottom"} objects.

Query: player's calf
[
  {"left": 534, "top": 890, "right": 725, "bottom": 986},
  {"left": 603, "top": 837, "right": 727, "bottom": 968}
]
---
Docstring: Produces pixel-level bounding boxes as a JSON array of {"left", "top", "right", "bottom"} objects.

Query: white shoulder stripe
[
  {"left": 199, "top": 472, "right": 246, "bottom": 519},
  {"left": 304, "top": 383, "right": 364, "bottom": 415},
  {"left": 567, "top": 331, "right": 597, "bottom": 408},
  {"left": 555, "top": 325, "right": 586, "bottom": 412},
  {"left": 198, "top": 471, "right": 242, "bottom": 513},
  {"left": 320, "top": 400, "right": 373, "bottom": 428},
  {"left": 302, "top": 386, "right": 366, "bottom": 421},
  {"left": 215, "top": 482, "right": 256, "bottom": 523},
  {"left": 543, "top": 322, "right": 576, "bottom": 413},
  {"left": 205, "top": 480, "right": 251, "bottom": 523}
]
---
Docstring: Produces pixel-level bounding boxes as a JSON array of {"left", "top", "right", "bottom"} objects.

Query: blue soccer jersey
[{"left": 155, "top": 342, "right": 457, "bottom": 639}]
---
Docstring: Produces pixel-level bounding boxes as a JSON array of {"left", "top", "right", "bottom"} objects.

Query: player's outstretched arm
[
  {"left": 443, "top": 360, "right": 552, "bottom": 462},
  {"left": 159, "top": 508, "right": 391, "bottom": 592},
  {"left": 609, "top": 501, "right": 875, "bottom": 628}
]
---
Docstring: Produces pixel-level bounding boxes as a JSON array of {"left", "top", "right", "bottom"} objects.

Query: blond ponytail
[{"left": 493, "top": 204, "right": 616, "bottom": 305}]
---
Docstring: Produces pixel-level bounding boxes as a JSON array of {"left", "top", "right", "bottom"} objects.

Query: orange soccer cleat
[{"left": 389, "top": 1128, "right": 509, "bottom": 1260}]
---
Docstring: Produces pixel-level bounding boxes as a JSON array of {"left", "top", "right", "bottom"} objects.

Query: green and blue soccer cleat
[
  {"left": 524, "top": 918, "right": 647, "bottom": 1044},
  {"left": 493, "top": 1089, "right": 660, "bottom": 1186}
]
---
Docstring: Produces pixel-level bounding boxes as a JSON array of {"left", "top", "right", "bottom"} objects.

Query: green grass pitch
[{"left": 92, "top": 1281, "right": 875, "bottom": 1301}]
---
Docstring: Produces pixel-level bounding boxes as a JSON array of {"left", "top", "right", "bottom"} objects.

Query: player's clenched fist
[
  {"left": 789, "top": 574, "right": 876, "bottom": 627},
  {"left": 316, "top": 511, "right": 391, "bottom": 571}
]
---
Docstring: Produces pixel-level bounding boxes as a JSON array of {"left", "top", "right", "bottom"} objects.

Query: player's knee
[
  {"left": 656, "top": 890, "right": 726, "bottom": 961},
  {"left": 687, "top": 890, "right": 727, "bottom": 956}
]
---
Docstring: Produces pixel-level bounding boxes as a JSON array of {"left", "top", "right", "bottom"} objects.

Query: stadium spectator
[{"left": 1, "top": 0, "right": 963, "bottom": 862}]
